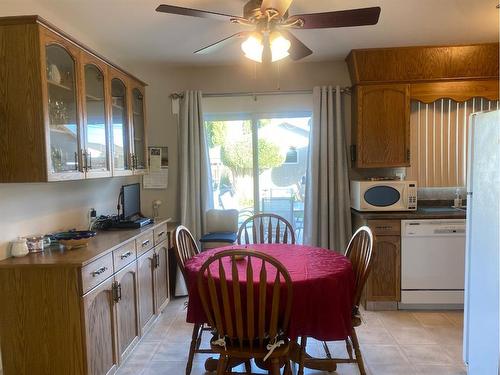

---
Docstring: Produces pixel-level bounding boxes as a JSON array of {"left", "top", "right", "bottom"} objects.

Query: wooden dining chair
[
  {"left": 237, "top": 213, "right": 296, "bottom": 245},
  {"left": 173, "top": 225, "right": 213, "bottom": 375},
  {"left": 197, "top": 249, "right": 294, "bottom": 375},
  {"left": 319, "top": 226, "right": 374, "bottom": 375}
]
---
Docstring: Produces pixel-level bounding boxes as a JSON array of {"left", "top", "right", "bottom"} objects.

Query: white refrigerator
[{"left": 463, "top": 110, "right": 500, "bottom": 374}]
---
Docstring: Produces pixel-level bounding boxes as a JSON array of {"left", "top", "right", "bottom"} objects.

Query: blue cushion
[{"left": 200, "top": 232, "right": 237, "bottom": 243}]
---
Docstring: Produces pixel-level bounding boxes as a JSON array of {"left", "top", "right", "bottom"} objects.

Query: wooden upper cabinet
[
  {"left": 42, "top": 29, "right": 86, "bottom": 180},
  {"left": 130, "top": 84, "right": 148, "bottom": 174},
  {"left": 80, "top": 52, "right": 112, "bottom": 178},
  {"left": 0, "top": 16, "right": 147, "bottom": 182},
  {"left": 109, "top": 69, "right": 133, "bottom": 176},
  {"left": 353, "top": 84, "right": 410, "bottom": 168}
]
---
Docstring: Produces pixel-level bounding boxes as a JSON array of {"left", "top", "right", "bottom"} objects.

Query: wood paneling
[
  {"left": 155, "top": 244, "right": 170, "bottom": 313},
  {"left": 0, "top": 23, "right": 47, "bottom": 182},
  {"left": 347, "top": 43, "right": 499, "bottom": 85},
  {"left": 82, "top": 277, "right": 118, "bottom": 375},
  {"left": 410, "top": 80, "right": 499, "bottom": 103},
  {"left": 354, "top": 84, "right": 410, "bottom": 168},
  {"left": 137, "top": 248, "right": 156, "bottom": 332},
  {"left": 0, "top": 266, "right": 85, "bottom": 375},
  {"left": 115, "top": 261, "right": 140, "bottom": 362}
]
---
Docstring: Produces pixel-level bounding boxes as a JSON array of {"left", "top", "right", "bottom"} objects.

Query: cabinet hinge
[
  {"left": 112, "top": 281, "right": 121, "bottom": 303},
  {"left": 350, "top": 145, "right": 357, "bottom": 163},
  {"left": 406, "top": 149, "right": 411, "bottom": 162}
]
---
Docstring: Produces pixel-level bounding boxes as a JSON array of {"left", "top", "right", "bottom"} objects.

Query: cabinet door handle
[
  {"left": 120, "top": 251, "right": 132, "bottom": 259},
  {"left": 91, "top": 266, "right": 107, "bottom": 277},
  {"left": 157, "top": 231, "right": 165, "bottom": 238},
  {"left": 74, "top": 152, "right": 79, "bottom": 171},
  {"left": 141, "top": 239, "right": 150, "bottom": 247}
]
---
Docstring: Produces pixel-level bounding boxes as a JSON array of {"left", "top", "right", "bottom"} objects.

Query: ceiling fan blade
[
  {"left": 194, "top": 32, "right": 250, "bottom": 55},
  {"left": 281, "top": 30, "right": 312, "bottom": 61},
  {"left": 288, "top": 6, "right": 381, "bottom": 29},
  {"left": 261, "top": 0, "right": 293, "bottom": 16},
  {"left": 156, "top": 4, "right": 239, "bottom": 21}
]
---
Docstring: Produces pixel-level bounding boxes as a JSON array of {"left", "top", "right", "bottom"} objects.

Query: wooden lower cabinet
[
  {"left": 351, "top": 217, "right": 402, "bottom": 310},
  {"left": 0, "top": 222, "right": 171, "bottom": 375},
  {"left": 154, "top": 243, "right": 170, "bottom": 312},
  {"left": 82, "top": 277, "right": 118, "bottom": 375},
  {"left": 365, "top": 235, "right": 401, "bottom": 302},
  {"left": 137, "top": 248, "right": 156, "bottom": 332},
  {"left": 115, "top": 262, "right": 140, "bottom": 362}
]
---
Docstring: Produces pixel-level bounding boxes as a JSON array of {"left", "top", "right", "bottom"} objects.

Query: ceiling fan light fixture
[
  {"left": 241, "top": 32, "right": 264, "bottom": 62},
  {"left": 270, "top": 31, "right": 291, "bottom": 62}
]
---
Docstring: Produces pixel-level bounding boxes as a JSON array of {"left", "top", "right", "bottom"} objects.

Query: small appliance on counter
[{"left": 350, "top": 179, "right": 417, "bottom": 211}]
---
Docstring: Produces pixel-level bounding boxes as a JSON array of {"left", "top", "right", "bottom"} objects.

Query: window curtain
[
  {"left": 303, "top": 86, "right": 351, "bottom": 251},
  {"left": 179, "top": 91, "right": 214, "bottom": 238},
  {"left": 176, "top": 91, "right": 213, "bottom": 296}
]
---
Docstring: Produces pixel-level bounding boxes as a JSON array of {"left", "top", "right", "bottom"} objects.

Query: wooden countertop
[
  {"left": 351, "top": 207, "right": 466, "bottom": 220},
  {"left": 0, "top": 218, "right": 171, "bottom": 268}
]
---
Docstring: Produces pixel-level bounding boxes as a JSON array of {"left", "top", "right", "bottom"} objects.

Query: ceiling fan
[{"left": 156, "top": 0, "right": 381, "bottom": 63}]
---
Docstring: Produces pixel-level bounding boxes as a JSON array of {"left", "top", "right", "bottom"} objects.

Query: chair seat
[
  {"left": 210, "top": 339, "right": 290, "bottom": 360},
  {"left": 200, "top": 232, "right": 237, "bottom": 243}
]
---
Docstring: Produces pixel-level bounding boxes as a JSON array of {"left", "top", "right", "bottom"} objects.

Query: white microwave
[{"left": 350, "top": 180, "right": 417, "bottom": 211}]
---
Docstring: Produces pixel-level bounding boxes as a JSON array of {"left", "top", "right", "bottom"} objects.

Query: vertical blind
[{"left": 406, "top": 98, "right": 499, "bottom": 187}]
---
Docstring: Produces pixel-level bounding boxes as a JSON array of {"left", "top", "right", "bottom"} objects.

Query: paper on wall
[{"left": 143, "top": 168, "right": 168, "bottom": 189}]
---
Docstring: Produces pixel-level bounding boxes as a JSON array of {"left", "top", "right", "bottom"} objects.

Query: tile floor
[{"left": 116, "top": 298, "right": 465, "bottom": 375}]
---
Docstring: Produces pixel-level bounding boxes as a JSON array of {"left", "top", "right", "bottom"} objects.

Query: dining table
[{"left": 184, "top": 243, "right": 355, "bottom": 372}]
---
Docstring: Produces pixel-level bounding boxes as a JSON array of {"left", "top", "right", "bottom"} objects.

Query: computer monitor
[{"left": 121, "top": 183, "right": 141, "bottom": 220}]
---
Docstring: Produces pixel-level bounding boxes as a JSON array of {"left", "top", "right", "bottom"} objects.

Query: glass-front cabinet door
[
  {"left": 45, "top": 42, "right": 83, "bottom": 179},
  {"left": 131, "top": 87, "right": 147, "bottom": 172},
  {"left": 82, "top": 58, "right": 111, "bottom": 178},
  {"left": 110, "top": 75, "right": 132, "bottom": 175}
]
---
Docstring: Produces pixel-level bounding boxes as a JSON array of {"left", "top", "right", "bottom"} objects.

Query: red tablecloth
[{"left": 185, "top": 244, "right": 355, "bottom": 341}]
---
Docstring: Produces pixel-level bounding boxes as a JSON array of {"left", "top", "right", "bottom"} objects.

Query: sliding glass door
[{"left": 205, "top": 113, "right": 311, "bottom": 243}]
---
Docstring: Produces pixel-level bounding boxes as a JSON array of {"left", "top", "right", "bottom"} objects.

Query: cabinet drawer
[
  {"left": 113, "top": 240, "right": 137, "bottom": 272},
  {"left": 136, "top": 231, "right": 154, "bottom": 256},
  {"left": 153, "top": 223, "right": 168, "bottom": 245},
  {"left": 368, "top": 220, "right": 401, "bottom": 236},
  {"left": 81, "top": 253, "right": 114, "bottom": 294}
]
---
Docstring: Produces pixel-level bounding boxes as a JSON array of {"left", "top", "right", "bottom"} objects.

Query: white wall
[{"left": 140, "top": 60, "right": 353, "bottom": 221}]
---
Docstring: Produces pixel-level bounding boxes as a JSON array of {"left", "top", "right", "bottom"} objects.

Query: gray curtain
[
  {"left": 179, "top": 90, "right": 214, "bottom": 241},
  {"left": 303, "top": 86, "right": 352, "bottom": 251}
]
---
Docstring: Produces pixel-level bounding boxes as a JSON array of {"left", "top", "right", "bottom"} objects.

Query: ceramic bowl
[{"left": 54, "top": 231, "right": 96, "bottom": 250}]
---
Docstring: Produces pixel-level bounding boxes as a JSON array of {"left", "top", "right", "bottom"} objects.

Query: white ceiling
[{"left": 2, "top": 0, "right": 499, "bottom": 66}]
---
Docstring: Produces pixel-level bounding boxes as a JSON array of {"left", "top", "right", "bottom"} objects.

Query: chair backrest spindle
[{"left": 237, "top": 213, "right": 295, "bottom": 245}]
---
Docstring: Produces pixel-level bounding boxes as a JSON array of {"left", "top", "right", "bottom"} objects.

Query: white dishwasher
[{"left": 399, "top": 219, "right": 466, "bottom": 309}]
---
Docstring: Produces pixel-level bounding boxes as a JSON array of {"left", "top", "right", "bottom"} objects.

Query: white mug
[{"left": 11, "top": 237, "right": 29, "bottom": 257}]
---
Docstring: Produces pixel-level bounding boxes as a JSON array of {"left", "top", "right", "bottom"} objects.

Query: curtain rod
[{"left": 170, "top": 87, "right": 351, "bottom": 100}]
